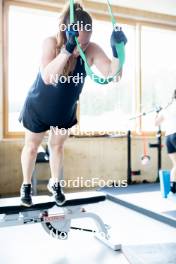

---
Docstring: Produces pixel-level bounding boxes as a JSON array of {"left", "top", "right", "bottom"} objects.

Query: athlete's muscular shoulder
[
  {"left": 85, "top": 42, "right": 105, "bottom": 66},
  {"left": 40, "top": 36, "right": 58, "bottom": 70}
]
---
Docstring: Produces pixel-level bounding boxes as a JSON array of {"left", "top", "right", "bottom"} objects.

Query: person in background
[{"left": 155, "top": 89, "right": 176, "bottom": 193}]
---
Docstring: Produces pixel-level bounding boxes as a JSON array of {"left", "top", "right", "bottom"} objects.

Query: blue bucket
[{"left": 159, "top": 170, "right": 170, "bottom": 198}]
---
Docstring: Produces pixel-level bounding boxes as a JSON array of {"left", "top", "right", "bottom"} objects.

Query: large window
[
  {"left": 4, "top": 3, "right": 176, "bottom": 136},
  {"left": 141, "top": 26, "right": 176, "bottom": 131},
  {"left": 80, "top": 21, "right": 136, "bottom": 132},
  {"left": 8, "top": 6, "right": 59, "bottom": 132}
]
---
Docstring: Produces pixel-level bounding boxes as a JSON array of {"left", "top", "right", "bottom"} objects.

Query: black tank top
[{"left": 25, "top": 56, "right": 86, "bottom": 127}]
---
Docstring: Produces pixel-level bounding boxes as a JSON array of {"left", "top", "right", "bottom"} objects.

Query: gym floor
[
  {"left": 1, "top": 199, "right": 176, "bottom": 264},
  {"left": 103, "top": 183, "right": 176, "bottom": 226}
]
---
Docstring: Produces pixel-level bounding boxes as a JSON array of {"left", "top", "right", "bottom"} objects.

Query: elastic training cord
[{"left": 69, "top": 0, "right": 125, "bottom": 84}]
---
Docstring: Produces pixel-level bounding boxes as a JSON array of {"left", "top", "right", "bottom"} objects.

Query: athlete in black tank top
[
  {"left": 19, "top": 2, "right": 127, "bottom": 207},
  {"left": 19, "top": 56, "right": 86, "bottom": 132}
]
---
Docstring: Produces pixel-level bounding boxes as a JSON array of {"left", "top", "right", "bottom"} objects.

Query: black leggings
[{"left": 166, "top": 133, "right": 176, "bottom": 154}]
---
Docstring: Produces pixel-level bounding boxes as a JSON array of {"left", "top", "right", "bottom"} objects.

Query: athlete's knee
[
  {"left": 170, "top": 166, "right": 176, "bottom": 181},
  {"left": 48, "top": 142, "right": 64, "bottom": 154},
  {"left": 23, "top": 142, "right": 39, "bottom": 157},
  {"left": 171, "top": 165, "right": 176, "bottom": 174}
]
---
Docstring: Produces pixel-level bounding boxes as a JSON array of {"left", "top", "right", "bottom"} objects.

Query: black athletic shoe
[
  {"left": 20, "top": 184, "right": 33, "bottom": 207},
  {"left": 47, "top": 179, "right": 66, "bottom": 205}
]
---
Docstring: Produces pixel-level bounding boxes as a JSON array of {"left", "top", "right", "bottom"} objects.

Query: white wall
[{"left": 0, "top": 137, "right": 172, "bottom": 195}]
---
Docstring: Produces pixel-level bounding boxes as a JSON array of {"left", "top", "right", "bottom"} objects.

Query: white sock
[{"left": 50, "top": 178, "right": 59, "bottom": 185}]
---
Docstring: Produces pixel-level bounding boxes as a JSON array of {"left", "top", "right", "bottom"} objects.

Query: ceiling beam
[{"left": 3, "top": 0, "right": 176, "bottom": 27}]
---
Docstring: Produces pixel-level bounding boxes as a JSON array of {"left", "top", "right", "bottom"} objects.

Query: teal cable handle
[{"left": 69, "top": 0, "right": 125, "bottom": 84}]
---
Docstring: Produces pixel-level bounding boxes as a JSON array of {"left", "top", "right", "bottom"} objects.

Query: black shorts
[
  {"left": 19, "top": 100, "right": 77, "bottom": 133},
  {"left": 166, "top": 133, "right": 176, "bottom": 154}
]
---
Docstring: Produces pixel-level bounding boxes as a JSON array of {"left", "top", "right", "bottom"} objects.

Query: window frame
[{"left": 3, "top": 0, "right": 176, "bottom": 138}]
